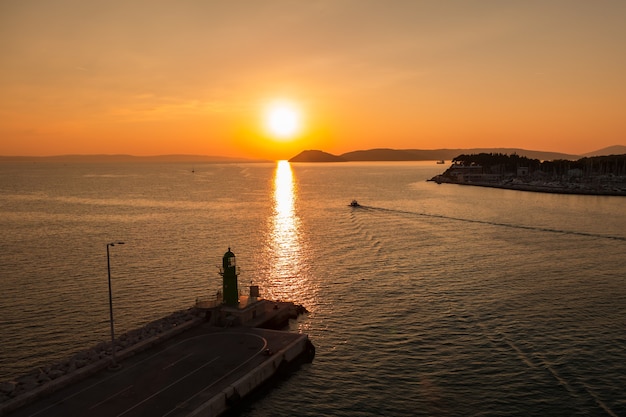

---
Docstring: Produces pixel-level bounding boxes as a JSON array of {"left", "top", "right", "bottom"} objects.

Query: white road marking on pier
[
  {"left": 116, "top": 357, "right": 220, "bottom": 417},
  {"left": 167, "top": 334, "right": 268, "bottom": 417},
  {"left": 162, "top": 353, "right": 193, "bottom": 370},
  {"left": 89, "top": 385, "right": 134, "bottom": 410},
  {"left": 24, "top": 335, "right": 217, "bottom": 417},
  {"left": 22, "top": 334, "right": 258, "bottom": 417}
]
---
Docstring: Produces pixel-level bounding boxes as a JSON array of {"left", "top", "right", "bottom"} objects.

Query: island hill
[
  {"left": 288, "top": 146, "right": 626, "bottom": 163},
  {"left": 289, "top": 146, "right": 626, "bottom": 196},
  {"left": 288, "top": 148, "right": 583, "bottom": 163}
]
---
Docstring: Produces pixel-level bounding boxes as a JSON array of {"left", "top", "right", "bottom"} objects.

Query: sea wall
[
  {"left": 430, "top": 176, "right": 626, "bottom": 196},
  {"left": 188, "top": 333, "right": 315, "bottom": 417}
]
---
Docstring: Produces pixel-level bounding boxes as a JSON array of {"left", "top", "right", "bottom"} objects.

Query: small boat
[
  {"left": 349, "top": 200, "right": 360, "bottom": 207},
  {"left": 436, "top": 160, "right": 445, "bottom": 164}
]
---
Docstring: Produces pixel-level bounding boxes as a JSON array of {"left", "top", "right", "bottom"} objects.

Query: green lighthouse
[{"left": 221, "top": 248, "right": 239, "bottom": 306}]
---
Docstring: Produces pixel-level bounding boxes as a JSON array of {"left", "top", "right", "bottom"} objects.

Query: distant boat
[
  {"left": 436, "top": 160, "right": 445, "bottom": 164},
  {"left": 349, "top": 200, "right": 361, "bottom": 207}
]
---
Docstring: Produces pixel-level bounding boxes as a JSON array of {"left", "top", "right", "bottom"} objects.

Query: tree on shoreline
[{"left": 451, "top": 153, "right": 626, "bottom": 178}]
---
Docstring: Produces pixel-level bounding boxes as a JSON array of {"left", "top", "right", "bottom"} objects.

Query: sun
[{"left": 264, "top": 101, "right": 302, "bottom": 140}]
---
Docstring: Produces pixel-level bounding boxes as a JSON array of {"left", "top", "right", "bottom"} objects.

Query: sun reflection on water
[
  {"left": 274, "top": 160, "right": 296, "bottom": 227},
  {"left": 265, "top": 160, "right": 308, "bottom": 302}
]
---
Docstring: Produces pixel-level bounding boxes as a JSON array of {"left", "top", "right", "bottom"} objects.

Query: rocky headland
[{"left": 430, "top": 153, "right": 626, "bottom": 196}]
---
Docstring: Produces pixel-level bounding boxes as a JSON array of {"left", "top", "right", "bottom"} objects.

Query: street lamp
[{"left": 107, "top": 241, "right": 125, "bottom": 369}]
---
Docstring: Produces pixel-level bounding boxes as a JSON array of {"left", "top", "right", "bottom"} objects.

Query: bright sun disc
[{"left": 266, "top": 102, "right": 301, "bottom": 139}]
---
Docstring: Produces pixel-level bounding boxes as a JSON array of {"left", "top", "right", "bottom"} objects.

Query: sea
[{"left": 1, "top": 160, "right": 625, "bottom": 417}]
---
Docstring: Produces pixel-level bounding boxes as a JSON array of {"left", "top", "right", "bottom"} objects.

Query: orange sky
[{"left": 1, "top": 1, "right": 625, "bottom": 160}]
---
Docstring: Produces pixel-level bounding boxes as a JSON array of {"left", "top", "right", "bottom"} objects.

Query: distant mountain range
[
  {"left": 2, "top": 145, "right": 624, "bottom": 163},
  {"left": 0, "top": 154, "right": 260, "bottom": 163},
  {"left": 581, "top": 145, "right": 626, "bottom": 157},
  {"left": 289, "top": 146, "right": 626, "bottom": 163}
]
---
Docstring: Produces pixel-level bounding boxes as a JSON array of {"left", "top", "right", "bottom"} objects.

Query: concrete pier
[
  {"left": 3, "top": 323, "right": 314, "bottom": 417},
  {"left": 1, "top": 248, "right": 314, "bottom": 416}
]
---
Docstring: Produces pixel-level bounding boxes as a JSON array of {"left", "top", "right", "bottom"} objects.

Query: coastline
[{"left": 429, "top": 176, "right": 626, "bottom": 196}]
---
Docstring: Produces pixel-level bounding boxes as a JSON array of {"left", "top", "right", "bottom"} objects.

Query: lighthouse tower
[{"left": 220, "top": 248, "right": 239, "bottom": 306}]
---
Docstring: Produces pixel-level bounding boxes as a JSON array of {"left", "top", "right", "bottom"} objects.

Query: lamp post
[{"left": 107, "top": 241, "right": 124, "bottom": 369}]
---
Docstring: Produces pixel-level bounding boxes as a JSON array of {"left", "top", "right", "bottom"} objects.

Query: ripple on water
[{"left": 1, "top": 162, "right": 625, "bottom": 416}]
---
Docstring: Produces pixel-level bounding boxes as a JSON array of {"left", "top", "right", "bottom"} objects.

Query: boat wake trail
[
  {"left": 348, "top": 207, "right": 384, "bottom": 256},
  {"left": 500, "top": 334, "right": 619, "bottom": 417},
  {"left": 361, "top": 206, "right": 626, "bottom": 242},
  {"left": 451, "top": 305, "right": 620, "bottom": 417}
]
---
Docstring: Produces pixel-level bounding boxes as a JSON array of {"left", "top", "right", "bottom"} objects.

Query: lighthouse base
[{"left": 196, "top": 296, "right": 304, "bottom": 330}]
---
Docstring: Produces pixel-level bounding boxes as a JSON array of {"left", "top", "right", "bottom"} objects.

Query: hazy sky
[{"left": 2, "top": 0, "right": 625, "bottom": 159}]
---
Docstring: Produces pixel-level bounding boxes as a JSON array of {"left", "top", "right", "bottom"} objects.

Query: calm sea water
[{"left": 1, "top": 161, "right": 625, "bottom": 416}]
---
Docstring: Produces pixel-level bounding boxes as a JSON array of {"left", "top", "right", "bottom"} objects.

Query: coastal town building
[{"left": 432, "top": 153, "right": 626, "bottom": 195}]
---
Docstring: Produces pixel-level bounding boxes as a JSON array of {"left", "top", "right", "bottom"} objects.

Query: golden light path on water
[{"left": 265, "top": 160, "right": 308, "bottom": 302}]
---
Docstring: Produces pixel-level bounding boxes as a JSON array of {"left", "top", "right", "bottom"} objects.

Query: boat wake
[{"left": 356, "top": 206, "right": 626, "bottom": 242}]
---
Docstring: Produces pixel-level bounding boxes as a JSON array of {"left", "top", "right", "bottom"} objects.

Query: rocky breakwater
[{"left": 0, "top": 308, "right": 204, "bottom": 415}]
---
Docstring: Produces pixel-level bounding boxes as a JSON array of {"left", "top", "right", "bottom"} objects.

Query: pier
[
  {"left": 1, "top": 249, "right": 314, "bottom": 416},
  {"left": 4, "top": 323, "right": 313, "bottom": 417}
]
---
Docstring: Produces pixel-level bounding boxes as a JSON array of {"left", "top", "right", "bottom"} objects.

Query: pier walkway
[{"left": 7, "top": 324, "right": 309, "bottom": 417}]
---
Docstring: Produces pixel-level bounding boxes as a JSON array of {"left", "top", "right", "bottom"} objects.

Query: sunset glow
[
  {"left": 1, "top": 1, "right": 625, "bottom": 159},
  {"left": 266, "top": 160, "right": 304, "bottom": 300}
]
